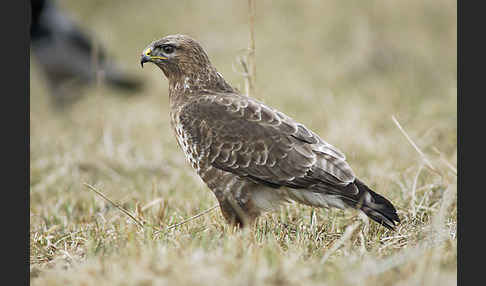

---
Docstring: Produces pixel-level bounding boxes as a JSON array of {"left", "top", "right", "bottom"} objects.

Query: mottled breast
[{"left": 170, "top": 110, "right": 204, "bottom": 172}]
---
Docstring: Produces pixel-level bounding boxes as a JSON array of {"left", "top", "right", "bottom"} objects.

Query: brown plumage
[{"left": 140, "top": 34, "right": 400, "bottom": 230}]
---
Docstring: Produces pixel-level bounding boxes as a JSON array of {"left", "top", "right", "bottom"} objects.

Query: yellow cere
[{"left": 145, "top": 48, "right": 167, "bottom": 60}]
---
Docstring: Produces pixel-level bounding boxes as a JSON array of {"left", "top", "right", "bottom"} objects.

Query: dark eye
[{"left": 162, "top": 45, "right": 174, "bottom": 54}]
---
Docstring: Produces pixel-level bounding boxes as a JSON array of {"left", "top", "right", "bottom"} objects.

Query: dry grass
[{"left": 30, "top": 0, "right": 456, "bottom": 285}]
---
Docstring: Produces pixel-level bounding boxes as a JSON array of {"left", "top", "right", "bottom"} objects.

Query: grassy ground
[{"left": 30, "top": 0, "right": 457, "bottom": 285}]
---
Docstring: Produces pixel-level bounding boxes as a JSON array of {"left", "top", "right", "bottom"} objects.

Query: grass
[{"left": 30, "top": 0, "right": 456, "bottom": 285}]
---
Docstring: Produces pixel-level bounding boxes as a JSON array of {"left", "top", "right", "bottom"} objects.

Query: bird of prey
[
  {"left": 30, "top": 0, "right": 144, "bottom": 108},
  {"left": 140, "top": 34, "right": 400, "bottom": 230}
]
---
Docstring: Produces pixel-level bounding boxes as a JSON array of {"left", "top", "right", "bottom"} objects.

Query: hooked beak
[
  {"left": 140, "top": 47, "right": 168, "bottom": 68},
  {"left": 140, "top": 54, "right": 151, "bottom": 68}
]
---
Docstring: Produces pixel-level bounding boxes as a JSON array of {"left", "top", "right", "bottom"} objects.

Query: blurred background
[
  {"left": 30, "top": 0, "right": 456, "bottom": 189},
  {"left": 30, "top": 0, "right": 456, "bottom": 284}
]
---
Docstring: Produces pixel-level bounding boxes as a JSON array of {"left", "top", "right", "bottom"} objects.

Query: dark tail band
[{"left": 345, "top": 179, "right": 400, "bottom": 230}]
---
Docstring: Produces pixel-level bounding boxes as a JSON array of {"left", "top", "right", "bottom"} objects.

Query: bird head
[
  {"left": 140, "top": 34, "right": 212, "bottom": 79},
  {"left": 140, "top": 34, "right": 235, "bottom": 93}
]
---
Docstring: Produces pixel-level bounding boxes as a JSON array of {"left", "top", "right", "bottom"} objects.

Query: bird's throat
[{"left": 168, "top": 70, "right": 235, "bottom": 104}]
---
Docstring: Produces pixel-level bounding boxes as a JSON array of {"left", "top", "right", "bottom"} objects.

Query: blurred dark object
[{"left": 30, "top": 0, "right": 144, "bottom": 109}]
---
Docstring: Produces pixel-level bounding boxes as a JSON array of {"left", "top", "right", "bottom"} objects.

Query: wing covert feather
[{"left": 178, "top": 93, "right": 356, "bottom": 190}]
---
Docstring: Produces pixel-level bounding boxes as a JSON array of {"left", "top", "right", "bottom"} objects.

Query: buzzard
[{"left": 140, "top": 35, "right": 400, "bottom": 230}]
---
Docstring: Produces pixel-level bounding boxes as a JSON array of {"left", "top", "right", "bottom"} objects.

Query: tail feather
[{"left": 344, "top": 179, "right": 400, "bottom": 230}]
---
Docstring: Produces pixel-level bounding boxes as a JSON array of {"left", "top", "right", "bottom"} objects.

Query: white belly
[{"left": 250, "top": 187, "right": 346, "bottom": 212}]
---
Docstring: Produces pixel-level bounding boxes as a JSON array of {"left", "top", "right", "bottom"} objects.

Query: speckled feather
[
  {"left": 141, "top": 34, "right": 400, "bottom": 229},
  {"left": 177, "top": 94, "right": 355, "bottom": 188}
]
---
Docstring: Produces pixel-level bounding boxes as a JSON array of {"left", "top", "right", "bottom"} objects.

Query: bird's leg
[{"left": 213, "top": 189, "right": 259, "bottom": 228}]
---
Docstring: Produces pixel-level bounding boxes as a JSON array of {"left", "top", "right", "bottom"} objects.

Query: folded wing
[{"left": 178, "top": 93, "right": 357, "bottom": 194}]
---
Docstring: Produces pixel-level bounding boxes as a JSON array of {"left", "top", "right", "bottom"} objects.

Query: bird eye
[{"left": 162, "top": 45, "right": 175, "bottom": 54}]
